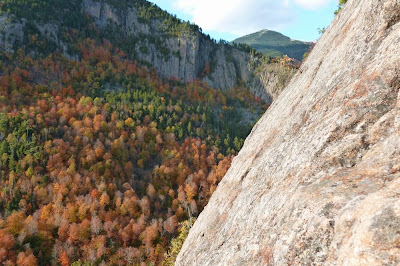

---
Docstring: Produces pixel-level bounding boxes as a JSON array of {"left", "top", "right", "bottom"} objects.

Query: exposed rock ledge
[{"left": 177, "top": 0, "right": 400, "bottom": 265}]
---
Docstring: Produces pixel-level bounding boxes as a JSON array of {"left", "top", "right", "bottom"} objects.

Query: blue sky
[{"left": 148, "top": 0, "right": 338, "bottom": 42}]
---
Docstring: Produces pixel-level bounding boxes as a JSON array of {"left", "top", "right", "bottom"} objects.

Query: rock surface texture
[{"left": 177, "top": 0, "right": 400, "bottom": 265}]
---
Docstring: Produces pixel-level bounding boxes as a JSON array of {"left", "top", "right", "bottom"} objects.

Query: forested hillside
[
  {"left": 0, "top": 0, "right": 284, "bottom": 101},
  {"left": 0, "top": 0, "right": 295, "bottom": 265},
  {"left": 0, "top": 38, "right": 262, "bottom": 265}
]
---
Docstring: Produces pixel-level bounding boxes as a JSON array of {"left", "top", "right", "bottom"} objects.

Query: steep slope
[
  {"left": 232, "top": 30, "right": 311, "bottom": 61},
  {"left": 177, "top": 0, "right": 400, "bottom": 265},
  {"left": 82, "top": 0, "right": 255, "bottom": 92},
  {"left": 0, "top": 0, "right": 285, "bottom": 101}
]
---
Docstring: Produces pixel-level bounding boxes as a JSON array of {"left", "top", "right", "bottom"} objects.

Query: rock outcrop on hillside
[
  {"left": 255, "top": 63, "right": 297, "bottom": 101},
  {"left": 82, "top": 0, "right": 285, "bottom": 101},
  {"left": 1, "top": 0, "right": 292, "bottom": 102},
  {"left": 83, "top": 0, "right": 255, "bottom": 92},
  {"left": 177, "top": 0, "right": 400, "bottom": 265}
]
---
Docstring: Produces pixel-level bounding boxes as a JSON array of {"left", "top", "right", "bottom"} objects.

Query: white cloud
[
  {"left": 173, "top": 0, "right": 296, "bottom": 36},
  {"left": 293, "top": 0, "right": 334, "bottom": 10}
]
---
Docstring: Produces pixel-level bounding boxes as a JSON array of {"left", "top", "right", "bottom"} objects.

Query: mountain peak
[{"left": 232, "top": 29, "right": 311, "bottom": 61}]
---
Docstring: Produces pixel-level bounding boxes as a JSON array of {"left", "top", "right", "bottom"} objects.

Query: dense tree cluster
[
  {"left": 0, "top": 0, "right": 273, "bottom": 263},
  {"left": 0, "top": 0, "right": 84, "bottom": 25},
  {"left": 0, "top": 37, "right": 264, "bottom": 264}
]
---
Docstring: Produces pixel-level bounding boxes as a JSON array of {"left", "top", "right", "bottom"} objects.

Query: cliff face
[
  {"left": 177, "top": 0, "right": 400, "bottom": 265},
  {"left": 0, "top": 0, "right": 290, "bottom": 102},
  {"left": 0, "top": 0, "right": 297, "bottom": 102},
  {"left": 0, "top": 15, "right": 25, "bottom": 53},
  {"left": 81, "top": 0, "right": 269, "bottom": 97},
  {"left": 255, "top": 63, "right": 297, "bottom": 100}
]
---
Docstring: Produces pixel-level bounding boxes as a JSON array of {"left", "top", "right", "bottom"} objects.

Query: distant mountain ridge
[{"left": 232, "top": 29, "right": 312, "bottom": 61}]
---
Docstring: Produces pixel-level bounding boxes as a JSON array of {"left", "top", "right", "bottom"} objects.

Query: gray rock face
[
  {"left": 0, "top": 15, "right": 25, "bottom": 53},
  {"left": 0, "top": 0, "right": 292, "bottom": 102},
  {"left": 256, "top": 63, "right": 297, "bottom": 101},
  {"left": 177, "top": 0, "right": 400, "bottom": 265},
  {"left": 81, "top": 0, "right": 271, "bottom": 100}
]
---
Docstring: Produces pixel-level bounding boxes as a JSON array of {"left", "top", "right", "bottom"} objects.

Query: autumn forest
[{"left": 0, "top": 0, "right": 278, "bottom": 265}]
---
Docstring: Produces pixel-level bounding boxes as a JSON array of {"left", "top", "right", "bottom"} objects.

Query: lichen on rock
[{"left": 177, "top": 0, "right": 400, "bottom": 264}]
